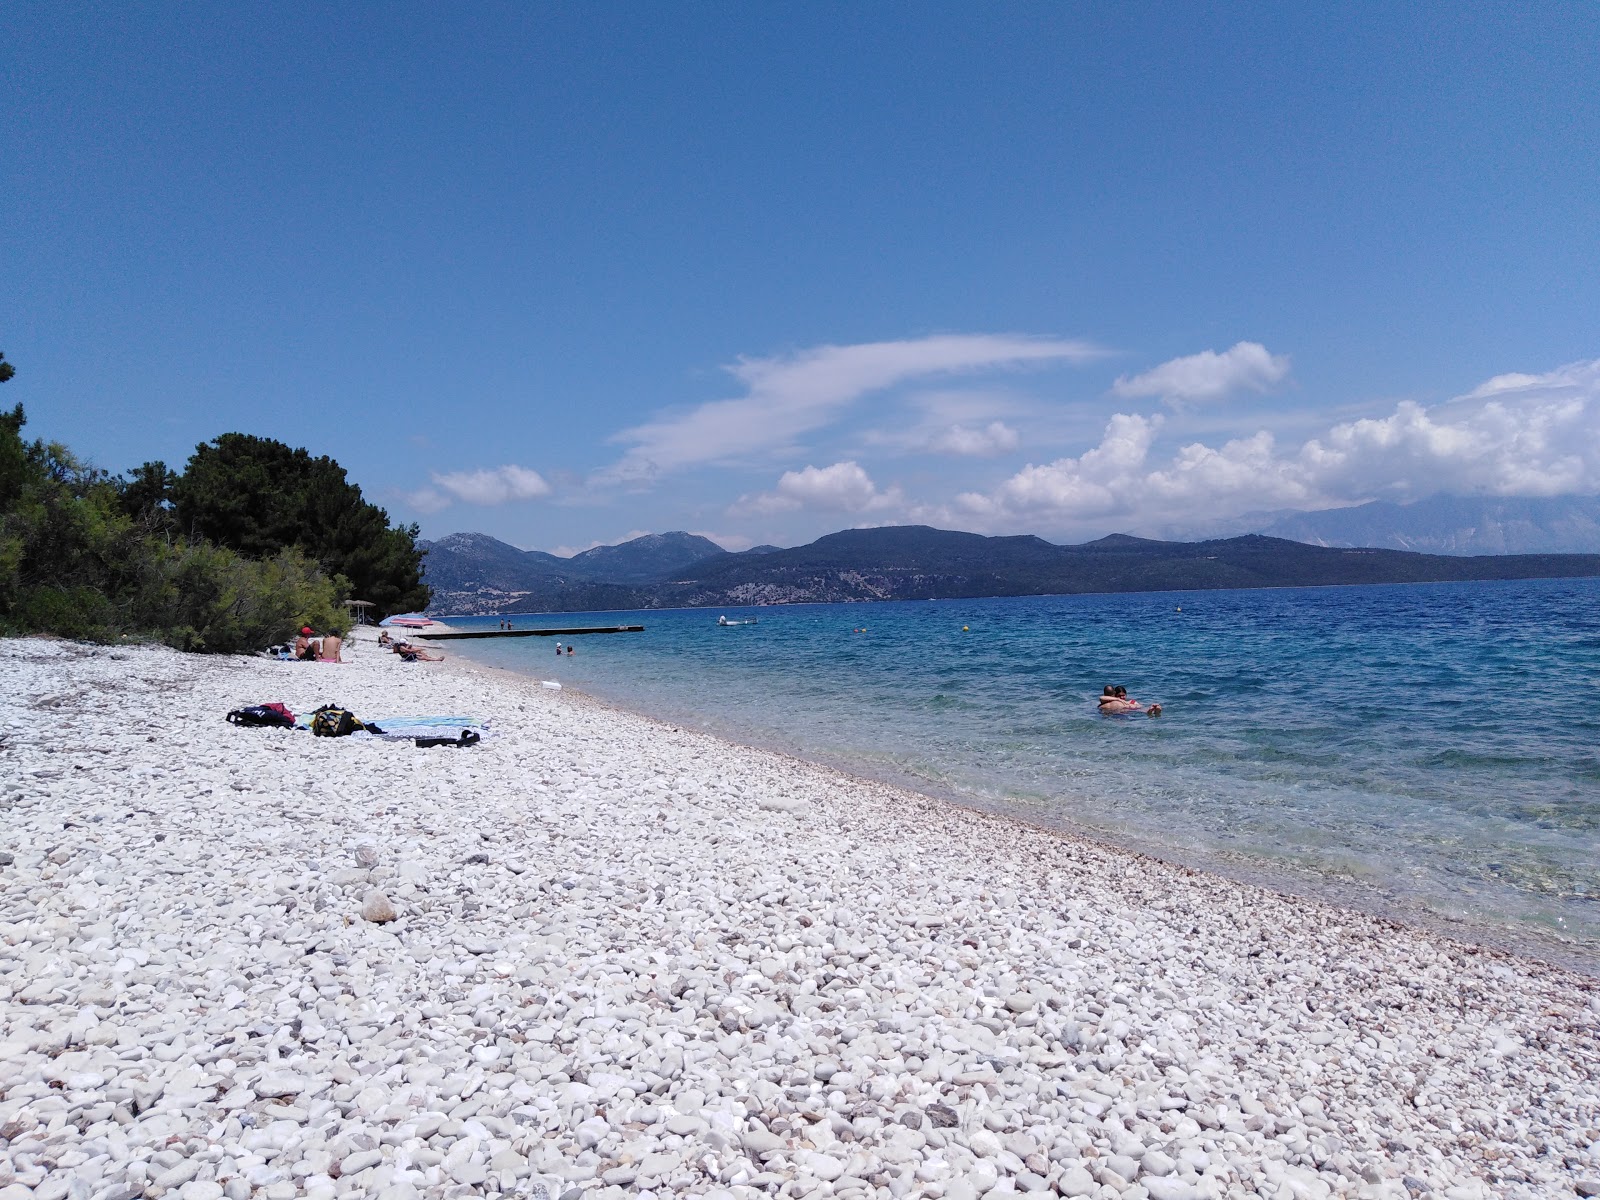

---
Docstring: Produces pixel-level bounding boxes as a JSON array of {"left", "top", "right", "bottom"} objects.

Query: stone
[
  {"left": 1056, "top": 1165, "right": 1097, "bottom": 1197},
  {"left": 797, "top": 1153, "right": 844, "bottom": 1182},
  {"left": 151, "top": 1159, "right": 201, "bottom": 1191},
  {"left": 1142, "top": 1179, "right": 1201, "bottom": 1200},
  {"left": 253, "top": 1072, "right": 310, "bottom": 1098},
  {"left": 639, "top": 1153, "right": 680, "bottom": 1179},
  {"left": 361, "top": 891, "right": 398, "bottom": 923},
  {"left": 742, "top": 1129, "right": 786, "bottom": 1156},
  {"left": 1104, "top": 1155, "right": 1141, "bottom": 1183},
  {"left": 339, "top": 1149, "right": 383, "bottom": 1176},
  {"left": 959, "top": 1159, "right": 996, "bottom": 1193},
  {"left": 450, "top": 1162, "right": 488, "bottom": 1186},
  {"left": 1140, "top": 1149, "right": 1176, "bottom": 1177},
  {"left": 490, "top": 1148, "right": 528, "bottom": 1174}
]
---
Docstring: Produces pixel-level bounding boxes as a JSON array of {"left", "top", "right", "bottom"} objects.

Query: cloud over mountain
[
  {"left": 740, "top": 461, "right": 903, "bottom": 514},
  {"left": 957, "top": 358, "right": 1600, "bottom": 532},
  {"left": 407, "top": 465, "right": 552, "bottom": 512},
  {"left": 1112, "top": 341, "right": 1291, "bottom": 404}
]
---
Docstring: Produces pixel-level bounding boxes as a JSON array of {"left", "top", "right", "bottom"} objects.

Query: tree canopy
[
  {"left": 0, "top": 403, "right": 349, "bottom": 649},
  {"left": 0, "top": 355, "right": 425, "bottom": 650},
  {"left": 173, "top": 433, "right": 429, "bottom": 617}
]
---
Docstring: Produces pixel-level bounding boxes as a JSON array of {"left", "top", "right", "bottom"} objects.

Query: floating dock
[{"left": 410, "top": 625, "right": 644, "bottom": 641}]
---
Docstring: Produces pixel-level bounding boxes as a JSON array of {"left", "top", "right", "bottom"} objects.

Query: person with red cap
[{"left": 291, "top": 626, "right": 344, "bottom": 661}]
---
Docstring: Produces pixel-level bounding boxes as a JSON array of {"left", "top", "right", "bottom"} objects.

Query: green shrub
[
  {"left": 0, "top": 399, "right": 367, "bottom": 653},
  {"left": 6, "top": 585, "right": 121, "bottom": 643},
  {"left": 153, "top": 544, "right": 350, "bottom": 655}
]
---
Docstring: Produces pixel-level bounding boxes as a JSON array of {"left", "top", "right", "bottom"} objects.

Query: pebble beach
[{"left": 2, "top": 630, "right": 1598, "bottom": 1200}]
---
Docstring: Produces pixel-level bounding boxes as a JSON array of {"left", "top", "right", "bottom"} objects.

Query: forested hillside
[{"left": 421, "top": 522, "right": 1600, "bottom": 614}]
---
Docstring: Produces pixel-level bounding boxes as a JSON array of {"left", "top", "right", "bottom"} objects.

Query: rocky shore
[{"left": 1, "top": 631, "right": 1597, "bottom": 1200}]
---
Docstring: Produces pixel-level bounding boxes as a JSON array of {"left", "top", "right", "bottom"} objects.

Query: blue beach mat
[
  {"left": 361, "top": 715, "right": 491, "bottom": 741},
  {"left": 289, "top": 714, "right": 491, "bottom": 740}
]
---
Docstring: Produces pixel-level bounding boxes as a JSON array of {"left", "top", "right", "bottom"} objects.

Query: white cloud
[
  {"left": 408, "top": 464, "right": 551, "bottom": 511},
  {"left": 739, "top": 461, "right": 904, "bottom": 515},
  {"left": 955, "top": 359, "right": 1600, "bottom": 532},
  {"left": 603, "top": 333, "right": 1103, "bottom": 482},
  {"left": 860, "top": 387, "right": 1033, "bottom": 457},
  {"left": 926, "top": 421, "right": 1021, "bottom": 456},
  {"left": 405, "top": 487, "right": 451, "bottom": 514},
  {"left": 1112, "top": 341, "right": 1291, "bottom": 405}
]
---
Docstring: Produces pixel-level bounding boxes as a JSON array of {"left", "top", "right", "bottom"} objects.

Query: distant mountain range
[
  {"left": 1253, "top": 495, "right": 1600, "bottom": 555},
  {"left": 420, "top": 531, "right": 735, "bottom": 613},
  {"left": 419, "top": 524, "right": 1600, "bottom": 615}
]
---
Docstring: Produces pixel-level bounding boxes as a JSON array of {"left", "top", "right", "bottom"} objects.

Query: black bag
[{"left": 227, "top": 703, "right": 296, "bottom": 728}]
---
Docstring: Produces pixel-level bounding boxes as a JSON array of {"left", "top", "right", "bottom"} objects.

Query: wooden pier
[{"left": 410, "top": 624, "right": 644, "bottom": 641}]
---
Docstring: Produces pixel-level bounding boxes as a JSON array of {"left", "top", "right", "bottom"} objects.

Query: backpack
[
  {"left": 311, "top": 705, "right": 360, "bottom": 737},
  {"left": 226, "top": 703, "right": 296, "bottom": 728}
]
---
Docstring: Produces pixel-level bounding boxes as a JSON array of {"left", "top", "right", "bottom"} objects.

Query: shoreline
[
  {"left": 453, "top": 642, "right": 1600, "bottom": 982},
  {"left": 2, "top": 629, "right": 1598, "bottom": 1199}
]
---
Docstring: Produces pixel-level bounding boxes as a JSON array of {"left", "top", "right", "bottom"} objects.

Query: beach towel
[
  {"left": 365, "top": 715, "right": 487, "bottom": 737},
  {"left": 344, "top": 714, "right": 491, "bottom": 747}
]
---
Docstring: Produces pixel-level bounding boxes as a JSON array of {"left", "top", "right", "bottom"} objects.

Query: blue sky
[{"left": 5, "top": 4, "right": 1598, "bottom": 552}]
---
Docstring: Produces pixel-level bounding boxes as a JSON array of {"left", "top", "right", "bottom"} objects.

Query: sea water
[{"left": 439, "top": 577, "right": 1600, "bottom": 966}]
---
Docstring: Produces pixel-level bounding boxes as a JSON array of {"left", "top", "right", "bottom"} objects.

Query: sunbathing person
[
  {"left": 394, "top": 641, "right": 443, "bottom": 662},
  {"left": 318, "top": 633, "right": 343, "bottom": 662}
]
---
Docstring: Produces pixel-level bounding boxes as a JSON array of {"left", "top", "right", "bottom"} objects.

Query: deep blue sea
[{"left": 432, "top": 577, "right": 1600, "bottom": 967}]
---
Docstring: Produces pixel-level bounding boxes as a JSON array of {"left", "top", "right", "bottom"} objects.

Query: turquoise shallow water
[{"left": 434, "top": 577, "right": 1600, "bottom": 966}]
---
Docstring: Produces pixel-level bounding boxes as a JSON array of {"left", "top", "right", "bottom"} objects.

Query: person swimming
[{"left": 1099, "top": 684, "right": 1162, "bottom": 717}]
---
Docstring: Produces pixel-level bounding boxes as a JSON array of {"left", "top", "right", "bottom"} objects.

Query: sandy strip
[{"left": 1, "top": 629, "right": 1597, "bottom": 1200}]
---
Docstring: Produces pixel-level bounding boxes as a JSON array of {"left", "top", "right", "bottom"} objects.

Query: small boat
[{"left": 717, "top": 615, "right": 758, "bottom": 626}]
